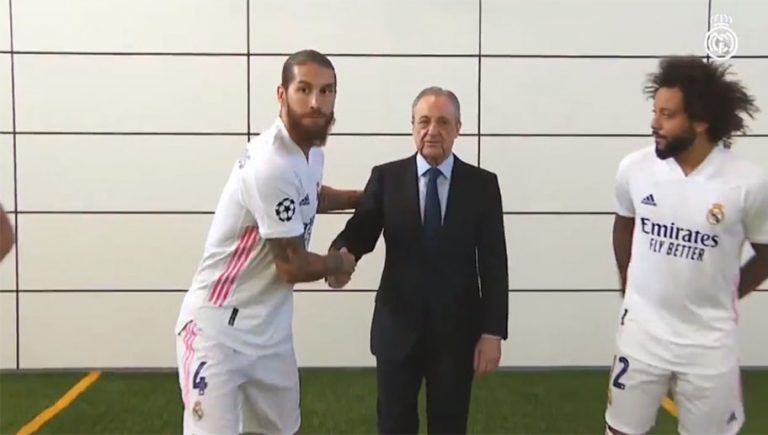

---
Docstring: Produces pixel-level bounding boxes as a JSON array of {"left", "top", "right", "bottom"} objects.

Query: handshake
[{"left": 326, "top": 247, "right": 356, "bottom": 289}]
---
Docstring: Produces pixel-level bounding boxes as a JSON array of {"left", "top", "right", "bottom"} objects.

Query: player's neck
[
  {"left": 674, "top": 138, "right": 717, "bottom": 176},
  {"left": 281, "top": 117, "right": 314, "bottom": 159}
]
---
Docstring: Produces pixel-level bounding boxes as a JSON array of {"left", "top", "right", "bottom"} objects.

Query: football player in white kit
[
  {"left": 174, "top": 49, "right": 359, "bottom": 435},
  {"left": 605, "top": 56, "right": 768, "bottom": 435}
]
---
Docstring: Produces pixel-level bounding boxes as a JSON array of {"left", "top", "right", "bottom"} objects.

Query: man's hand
[
  {"left": 474, "top": 335, "right": 501, "bottom": 377},
  {"left": 327, "top": 248, "right": 355, "bottom": 288}
]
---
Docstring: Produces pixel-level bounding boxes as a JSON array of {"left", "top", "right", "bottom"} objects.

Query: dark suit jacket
[{"left": 330, "top": 154, "right": 508, "bottom": 360}]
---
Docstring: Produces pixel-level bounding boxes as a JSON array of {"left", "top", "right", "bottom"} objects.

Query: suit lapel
[
  {"left": 401, "top": 154, "right": 423, "bottom": 229},
  {"left": 442, "top": 156, "right": 467, "bottom": 232}
]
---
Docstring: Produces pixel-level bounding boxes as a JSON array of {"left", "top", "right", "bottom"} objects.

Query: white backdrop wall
[{"left": 0, "top": 0, "right": 766, "bottom": 369}]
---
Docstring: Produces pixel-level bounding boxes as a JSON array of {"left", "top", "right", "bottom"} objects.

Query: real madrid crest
[
  {"left": 705, "top": 14, "right": 738, "bottom": 61},
  {"left": 192, "top": 400, "right": 204, "bottom": 421},
  {"left": 707, "top": 203, "right": 725, "bottom": 225}
]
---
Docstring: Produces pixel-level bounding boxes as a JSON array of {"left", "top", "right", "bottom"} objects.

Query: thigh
[
  {"left": 176, "top": 321, "right": 244, "bottom": 435},
  {"left": 240, "top": 350, "right": 301, "bottom": 435},
  {"left": 604, "top": 354, "right": 672, "bottom": 435},
  {"left": 424, "top": 344, "right": 474, "bottom": 435},
  {"left": 375, "top": 351, "right": 425, "bottom": 435},
  {"left": 675, "top": 364, "right": 744, "bottom": 435}
]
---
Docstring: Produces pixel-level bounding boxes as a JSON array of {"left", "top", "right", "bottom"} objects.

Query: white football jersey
[
  {"left": 615, "top": 145, "right": 768, "bottom": 372},
  {"left": 175, "top": 118, "right": 323, "bottom": 355}
]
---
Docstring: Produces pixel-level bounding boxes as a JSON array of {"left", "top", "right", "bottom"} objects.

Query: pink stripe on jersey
[
  {"left": 181, "top": 321, "right": 198, "bottom": 408},
  {"left": 208, "top": 226, "right": 257, "bottom": 305},
  {"left": 215, "top": 228, "right": 261, "bottom": 306},
  {"left": 209, "top": 226, "right": 260, "bottom": 307}
]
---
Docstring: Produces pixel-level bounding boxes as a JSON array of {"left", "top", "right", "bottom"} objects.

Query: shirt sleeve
[
  {"left": 240, "top": 163, "right": 305, "bottom": 239},
  {"left": 745, "top": 175, "right": 768, "bottom": 244},
  {"left": 614, "top": 156, "right": 635, "bottom": 218}
]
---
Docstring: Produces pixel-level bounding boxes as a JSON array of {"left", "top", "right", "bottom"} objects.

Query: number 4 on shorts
[{"left": 193, "top": 361, "right": 208, "bottom": 395}]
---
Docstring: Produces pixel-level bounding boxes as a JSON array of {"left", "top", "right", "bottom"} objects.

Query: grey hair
[{"left": 410, "top": 86, "right": 461, "bottom": 123}]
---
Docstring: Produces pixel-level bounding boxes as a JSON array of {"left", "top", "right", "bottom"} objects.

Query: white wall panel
[
  {"left": 506, "top": 215, "right": 616, "bottom": 290},
  {"left": 250, "top": 0, "right": 477, "bottom": 55},
  {"left": 0, "top": 135, "right": 13, "bottom": 210},
  {"left": 5, "top": 0, "right": 768, "bottom": 370},
  {"left": 0, "top": 245, "right": 14, "bottom": 290},
  {"left": 0, "top": 293, "right": 15, "bottom": 369},
  {"left": 17, "top": 135, "right": 246, "bottom": 211},
  {"left": 19, "top": 292, "right": 181, "bottom": 368},
  {"left": 18, "top": 215, "right": 211, "bottom": 290},
  {"left": 483, "top": 0, "right": 708, "bottom": 55},
  {"left": 12, "top": 0, "right": 246, "bottom": 53},
  {"left": 710, "top": 0, "right": 768, "bottom": 56},
  {"left": 0, "top": 55, "right": 12, "bottom": 132},
  {"left": 725, "top": 60, "right": 768, "bottom": 134},
  {"left": 730, "top": 137, "right": 768, "bottom": 173},
  {"left": 251, "top": 57, "right": 478, "bottom": 134},
  {"left": 481, "top": 58, "right": 657, "bottom": 134},
  {"left": 14, "top": 55, "right": 246, "bottom": 132},
  {"left": 0, "top": 0, "right": 9, "bottom": 52},
  {"left": 294, "top": 293, "right": 375, "bottom": 367},
  {"left": 15, "top": 290, "right": 768, "bottom": 369},
  {"left": 482, "top": 137, "right": 649, "bottom": 212},
  {"left": 503, "top": 292, "right": 621, "bottom": 366}
]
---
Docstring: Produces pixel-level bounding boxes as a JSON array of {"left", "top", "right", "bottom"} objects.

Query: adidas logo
[
  {"left": 641, "top": 194, "right": 657, "bottom": 207},
  {"left": 727, "top": 411, "right": 738, "bottom": 424},
  {"left": 299, "top": 193, "right": 310, "bottom": 206}
]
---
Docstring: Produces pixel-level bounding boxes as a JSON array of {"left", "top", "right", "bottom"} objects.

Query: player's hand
[
  {"left": 474, "top": 335, "right": 501, "bottom": 377},
  {"left": 327, "top": 273, "right": 351, "bottom": 289},
  {"left": 338, "top": 247, "right": 356, "bottom": 276}
]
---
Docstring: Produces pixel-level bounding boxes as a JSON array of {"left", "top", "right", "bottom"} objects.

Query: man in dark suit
[{"left": 328, "top": 87, "right": 509, "bottom": 434}]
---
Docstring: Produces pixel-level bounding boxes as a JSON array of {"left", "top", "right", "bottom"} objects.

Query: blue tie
[{"left": 424, "top": 167, "right": 442, "bottom": 238}]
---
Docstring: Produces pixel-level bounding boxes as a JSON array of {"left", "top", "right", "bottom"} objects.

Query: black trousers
[{"left": 375, "top": 333, "right": 475, "bottom": 435}]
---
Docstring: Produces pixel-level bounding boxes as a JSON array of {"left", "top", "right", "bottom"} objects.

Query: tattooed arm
[
  {"left": 318, "top": 186, "right": 363, "bottom": 212},
  {"left": 266, "top": 235, "right": 355, "bottom": 284}
]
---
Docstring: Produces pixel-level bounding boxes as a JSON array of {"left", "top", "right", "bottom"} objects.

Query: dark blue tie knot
[{"left": 427, "top": 166, "right": 442, "bottom": 182}]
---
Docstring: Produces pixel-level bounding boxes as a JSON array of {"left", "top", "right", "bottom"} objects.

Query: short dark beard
[
  {"left": 285, "top": 102, "right": 334, "bottom": 147},
  {"left": 655, "top": 125, "right": 696, "bottom": 160}
]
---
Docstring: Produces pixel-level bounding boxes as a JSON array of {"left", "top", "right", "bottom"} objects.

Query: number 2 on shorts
[{"left": 611, "top": 356, "right": 630, "bottom": 390}]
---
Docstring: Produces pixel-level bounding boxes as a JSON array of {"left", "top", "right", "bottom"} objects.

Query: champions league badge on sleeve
[{"left": 275, "top": 198, "right": 296, "bottom": 222}]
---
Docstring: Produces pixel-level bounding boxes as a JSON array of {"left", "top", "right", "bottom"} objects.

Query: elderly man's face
[{"left": 411, "top": 95, "right": 461, "bottom": 165}]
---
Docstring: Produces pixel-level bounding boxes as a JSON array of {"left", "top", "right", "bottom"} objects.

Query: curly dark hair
[{"left": 644, "top": 56, "right": 759, "bottom": 148}]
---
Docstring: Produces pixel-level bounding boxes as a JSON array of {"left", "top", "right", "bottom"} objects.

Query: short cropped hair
[
  {"left": 411, "top": 86, "right": 461, "bottom": 124},
  {"left": 281, "top": 49, "right": 336, "bottom": 89}
]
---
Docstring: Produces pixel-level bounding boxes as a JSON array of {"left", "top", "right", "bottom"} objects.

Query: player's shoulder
[
  {"left": 718, "top": 147, "right": 767, "bottom": 186},
  {"left": 617, "top": 145, "right": 656, "bottom": 174},
  {"left": 374, "top": 155, "right": 414, "bottom": 175},
  {"left": 244, "top": 121, "right": 297, "bottom": 171}
]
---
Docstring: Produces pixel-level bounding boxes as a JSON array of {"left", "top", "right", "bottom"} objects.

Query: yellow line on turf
[
  {"left": 661, "top": 395, "right": 679, "bottom": 418},
  {"left": 16, "top": 371, "right": 102, "bottom": 435}
]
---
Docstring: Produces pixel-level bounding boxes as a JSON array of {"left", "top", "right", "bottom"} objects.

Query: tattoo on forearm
[{"left": 267, "top": 236, "right": 305, "bottom": 263}]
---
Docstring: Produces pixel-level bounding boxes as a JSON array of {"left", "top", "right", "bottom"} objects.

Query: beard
[
  {"left": 285, "top": 102, "right": 334, "bottom": 147},
  {"left": 654, "top": 125, "right": 696, "bottom": 160}
]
